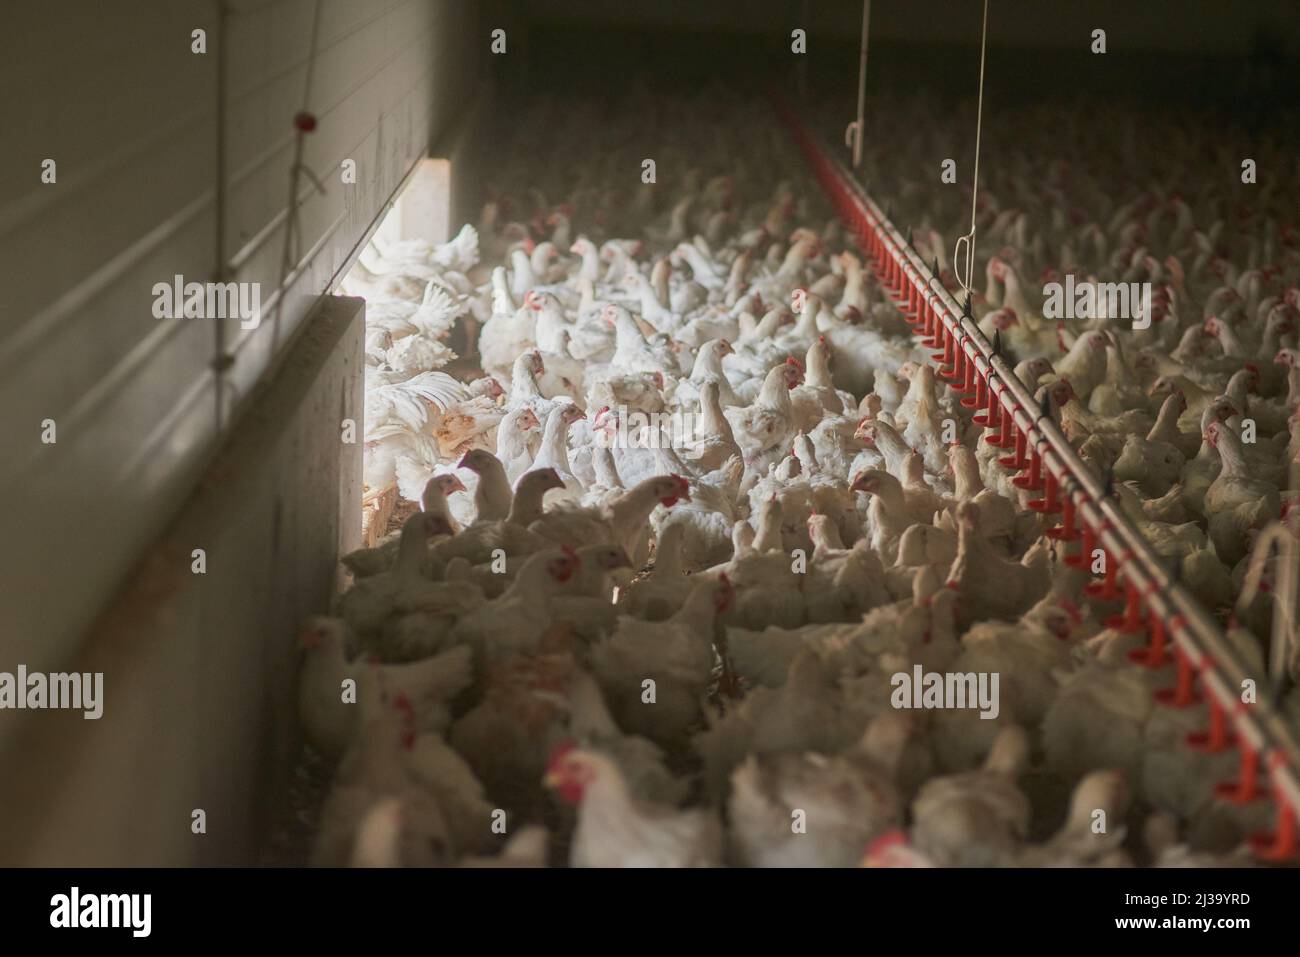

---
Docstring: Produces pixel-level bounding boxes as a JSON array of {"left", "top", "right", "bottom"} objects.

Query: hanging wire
[
  {"left": 797, "top": 0, "right": 811, "bottom": 101},
  {"left": 952, "top": 0, "right": 990, "bottom": 300},
  {"left": 299, "top": 0, "right": 324, "bottom": 109},
  {"left": 844, "top": 0, "right": 870, "bottom": 168},
  {"left": 214, "top": 0, "right": 231, "bottom": 429},
  {"left": 269, "top": 0, "right": 328, "bottom": 349},
  {"left": 1238, "top": 514, "right": 1300, "bottom": 687}
]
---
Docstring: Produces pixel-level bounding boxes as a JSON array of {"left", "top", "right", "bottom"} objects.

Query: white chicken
[
  {"left": 317, "top": 86, "right": 1294, "bottom": 871},
  {"left": 545, "top": 745, "right": 723, "bottom": 867}
]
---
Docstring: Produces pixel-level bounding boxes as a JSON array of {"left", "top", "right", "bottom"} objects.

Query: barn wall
[
  {"left": 0, "top": 1, "right": 484, "bottom": 755},
  {"left": 0, "top": 295, "right": 364, "bottom": 866}
]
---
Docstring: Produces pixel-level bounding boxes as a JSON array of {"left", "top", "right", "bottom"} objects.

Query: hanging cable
[
  {"left": 952, "top": 0, "right": 990, "bottom": 300},
  {"left": 268, "top": 0, "right": 328, "bottom": 347},
  {"left": 844, "top": 0, "right": 870, "bottom": 168},
  {"left": 1238, "top": 515, "right": 1300, "bottom": 686},
  {"left": 214, "top": 0, "right": 231, "bottom": 429}
]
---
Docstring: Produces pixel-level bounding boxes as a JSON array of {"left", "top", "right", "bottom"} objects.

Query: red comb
[
  {"left": 1058, "top": 598, "right": 1082, "bottom": 625},
  {"left": 865, "top": 829, "right": 909, "bottom": 859},
  {"left": 546, "top": 740, "right": 577, "bottom": 770}
]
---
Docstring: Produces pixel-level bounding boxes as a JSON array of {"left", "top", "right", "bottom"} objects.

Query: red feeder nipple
[
  {"left": 1188, "top": 694, "right": 1234, "bottom": 753},
  {"left": 1105, "top": 579, "right": 1147, "bottom": 633},
  {"left": 1250, "top": 754, "right": 1300, "bottom": 860},
  {"left": 998, "top": 426, "right": 1030, "bottom": 470},
  {"left": 1028, "top": 469, "right": 1061, "bottom": 513},
  {"left": 961, "top": 365, "right": 987, "bottom": 410},
  {"left": 1128, "top": 610, "right": 1170, "bottom": 668},
  {"left": 1215, "top": 743, "right": 1262, "bottom": 804},
  {"left": 1046, "top": 489, "right": 1079, "bottom": 539},
  {"left": 1154, "top": 646, "right": 1201, "bottom": 708}
]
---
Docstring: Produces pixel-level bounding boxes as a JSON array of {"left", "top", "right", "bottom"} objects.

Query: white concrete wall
[
  {"left": 0, "top": 1, "right": 483, "bottom": 742},
  {"left": 0, "top": 295, "right": 365, "bottom": 867}
]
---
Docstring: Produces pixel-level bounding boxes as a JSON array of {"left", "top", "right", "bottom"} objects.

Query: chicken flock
[{"left": 295, "top": 90, "right": 1299, "bottom": 868}]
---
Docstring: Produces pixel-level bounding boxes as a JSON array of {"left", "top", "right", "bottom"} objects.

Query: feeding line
[{"left": 952, "top": 0, "right": 990, "bottom": 301}]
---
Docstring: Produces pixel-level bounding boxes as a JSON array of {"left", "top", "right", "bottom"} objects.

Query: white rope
[{"left": 952, "top": 0, "right": 990, "bottom": 300}]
